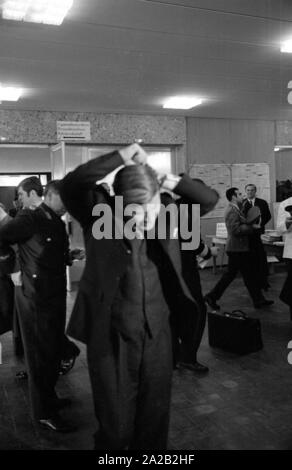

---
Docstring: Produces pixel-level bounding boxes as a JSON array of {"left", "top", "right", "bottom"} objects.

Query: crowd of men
[{"left": 0, "top": 143, "right": 291, "bottom": 449}]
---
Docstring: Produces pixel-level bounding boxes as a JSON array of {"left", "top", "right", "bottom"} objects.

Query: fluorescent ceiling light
[
  {"left": 281, "top": 40, "right": 292, "bottom": 53},
  {"left": 0, "top": 86, "right": 22, "bottom": 101},
  {"left": 2, "top": 0, "right": 73, "bottom": 26},
  {"left": 163, "top": 96, "right": 203, "bottom": 109}
]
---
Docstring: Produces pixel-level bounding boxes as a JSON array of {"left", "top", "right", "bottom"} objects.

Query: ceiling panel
[{"left": 0, "top": 0, "right": 292, "bottom": 119}]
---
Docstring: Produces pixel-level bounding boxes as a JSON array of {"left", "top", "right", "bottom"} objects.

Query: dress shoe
[
  {"left": 254, "top": 298, "right": 274, "bottom": 308},
  {"left": 38, "top": 416, "right": 76, "bottom": 433},
  {"left": 15, "top": 370, "right": 28, "bottom": 380},
  {"left": 204, "top": 294, "right": 220, "bottom": 311},
  {"left": 177, "top": 361, "right": 209, "bottom": 373}
]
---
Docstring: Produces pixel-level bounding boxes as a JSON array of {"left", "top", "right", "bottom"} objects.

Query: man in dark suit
[
  {"left": 175, "top": 237, "right": 218, "bottom": 373},
  {"left": 60, "top": 143, "right": 218, "bottom": 450},
  {"left": 13, "top": 177, "right": 80, "bottom": 379},
  {"left": 172, "top": 179, "right": 219, "bottom": 374},
  {"left": 0, "top": 180, "right": 74, "bottom": 432},
  {"left": 242, "top": 184, "right": 271, "bottom": 290},
  {"left": 205, "top": 187, "right": 273, "bottom": 310}
]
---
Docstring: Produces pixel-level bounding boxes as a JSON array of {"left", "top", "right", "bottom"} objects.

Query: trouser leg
[
  {"left": 13, "top": 287, "right": 24, "bottom": 357},
  {"left": 87, "top": 324, "right": 173, "bottom": 450},
  {"left": 250, "top": 237, "right": 269, "bottom": 288},
  {"left": 238, "top": 253, "right": 263, "bottom": 302},
  {"left": 15, "top": 288, "right": 65, "bottom": 420},
  {"left": 208, "top": 253, "right": 239, "bottom": 300},
  {"left": 87, "top": 328, "right": 144, "bottom": 450},
  {"left": 190, "top": 269, "right": 207, "bottom": 359},
  {"left": 130, "top": 325, "right": 173, "bottom": 450}
]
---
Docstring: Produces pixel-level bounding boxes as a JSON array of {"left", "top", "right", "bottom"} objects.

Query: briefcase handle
[{"left": 223, "top": 310, "right": 247, "bottom": 320}]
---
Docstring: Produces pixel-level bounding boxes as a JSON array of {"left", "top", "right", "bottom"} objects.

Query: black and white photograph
[{"left": 0, "top": 0, "right": 292, "bottom": 458}]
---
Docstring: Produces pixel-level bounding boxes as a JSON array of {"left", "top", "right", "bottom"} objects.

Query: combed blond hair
[{"left": 113, "top": 164, "right": 159, "bottom": 205}]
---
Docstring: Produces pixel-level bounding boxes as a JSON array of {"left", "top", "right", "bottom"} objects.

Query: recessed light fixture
[
  {"left": 0, "top": 85, "right": 23, "bottom": 102},
  {"left": 163, "top": 96, "right": 203, "bottom": 109},
  {"left": 281, "top": 40, "right": 292, "bottom": 53},
  {"left": 274, "top": 147, "right": 280, "bottom": 152},
  {"left": 0, "top": 137, "right": 7, "bottom": 141},
  {"left": 2, "top": 0, "right": 74, "bottom": 26}
]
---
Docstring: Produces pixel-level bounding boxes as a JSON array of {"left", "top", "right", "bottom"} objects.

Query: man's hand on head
[
  {"left": 119, "top": 143, "right": 148, "bottom": 166},
  {"left": 158, "top": 173, "right": 181, "bottom": 192}
]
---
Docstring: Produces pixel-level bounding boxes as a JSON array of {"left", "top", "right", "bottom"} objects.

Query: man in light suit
[
  {"left": 276, "top": 196, "right": 292, "bottom": 320},
  {"left": 205, "top": 187, "right": 273, "bottom": 310},
  {"left": 60, "top": 143, "right": 218, "bottom": 450},
  {"left": 242, "top": 184, "right": 271, "bottom": 290}
]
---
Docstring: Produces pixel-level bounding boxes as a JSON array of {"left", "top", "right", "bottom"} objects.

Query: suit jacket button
[{"left": 126, "top": 249, "right": 131, "bottom": 254}]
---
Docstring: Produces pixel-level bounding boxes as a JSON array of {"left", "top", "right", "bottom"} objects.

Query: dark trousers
[
  {"left": 15, "top": 287, "right": 66, "bottom": 420},
  {"left": 174, "top": 266, "right": 207, "bottom": 364},
  {"left": 250, "top": 235, "right": 269, "bottom": 288},
  {"left": 13, "top": 289, "right": 24, "bottom": 357},
  {"left": 87, "top": 325, "right": 173, "bottom": 450},
  {"left": 13, "top": 287, "right": 79, "bottom": 360},
  {"left": 209, "top": 252, "right": 262, "bottom": 303}
]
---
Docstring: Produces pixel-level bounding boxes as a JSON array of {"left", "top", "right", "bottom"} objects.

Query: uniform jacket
[
  {"left": 0, "top": 203, "right": 69, "bottom": 303},
  {"left": 225, "top": 203, "right": 254, "bottom": 253},
  {"left": 60, "top": 151, "right": 218, "bottom": 349}
]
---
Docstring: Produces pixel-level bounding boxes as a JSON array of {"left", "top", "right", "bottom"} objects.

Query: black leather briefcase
[{"left": 208, "top": 310, "right": 263, "bottom": 354}]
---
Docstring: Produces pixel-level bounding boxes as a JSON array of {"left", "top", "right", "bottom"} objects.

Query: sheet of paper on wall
[
  {"left": 188, "top": 162, "right": 271, "bottom": 218},
  {"left": 189, "top": 164, "right": 231, "bottom": 219}
]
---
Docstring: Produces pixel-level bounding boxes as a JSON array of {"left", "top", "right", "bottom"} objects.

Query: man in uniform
[
  {"left": 14, "top": 177, "right": 80, "bottom": 379},
  {"left": 0, "top": 180, "right": 74, "bottom": 432}
]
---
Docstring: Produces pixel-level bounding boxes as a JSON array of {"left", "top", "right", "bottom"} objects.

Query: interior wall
[
  {"left": 275, "top": 149, "right": 292, "bottom": 182},
  {"left": 186, "top": 118, "right": 276, "bottom": 240},
  {"left": 0, "top": 109, "right": 186, "bottom": 145},
  {"left": 0, "top": 147, "right": 50, "bottom": 173},
  {"left": 0, "top": 109, "right": 187, "bottom": 174}
]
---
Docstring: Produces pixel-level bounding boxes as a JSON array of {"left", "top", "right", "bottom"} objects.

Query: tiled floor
[{"left": 1, "top": 268, "right": 292, "bottom": 450}]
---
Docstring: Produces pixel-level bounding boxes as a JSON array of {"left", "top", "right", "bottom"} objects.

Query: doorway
[{"left": 0, "top": 173, "right": 51, "bottom": 214}]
